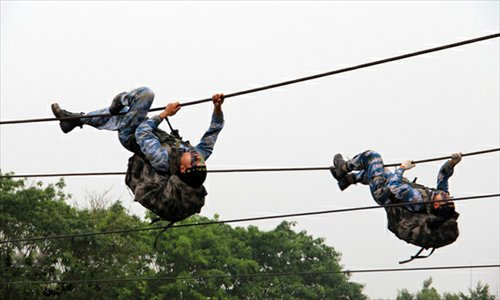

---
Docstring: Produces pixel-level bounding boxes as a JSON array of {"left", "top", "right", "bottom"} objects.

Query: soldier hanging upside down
[
  {"left": 51, "top": 87, "right": 225, "bottom": 223},
  {"left": 330, "top": 150, "right": 462, "bottom": 256}
]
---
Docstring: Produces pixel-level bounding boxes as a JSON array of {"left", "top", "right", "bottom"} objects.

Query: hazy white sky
[{"left": 1, "top": 1, "right": 499, "bottom": 299}]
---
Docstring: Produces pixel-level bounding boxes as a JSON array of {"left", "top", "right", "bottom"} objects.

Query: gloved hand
[
  {"left": 450, "top": 152, "right": 462, "bottom": 167},
  {"left": 400, "top": 160, "right": 415, "bottom": 170}
]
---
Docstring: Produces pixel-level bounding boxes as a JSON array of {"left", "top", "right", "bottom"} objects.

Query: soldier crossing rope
[{"left": 1, "top": 32, "right": 499, "bottom": 264}]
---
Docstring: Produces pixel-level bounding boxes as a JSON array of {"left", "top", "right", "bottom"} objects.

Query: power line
[
  {"left": 2, "top": 264, "right": 498, "bottom": 286},
  {"left": 0, "top": 33, "right": 498, "bottom": 126},
  {"left": 2, "top": 147, "right": 498, "bottom": 179},
  {"left": 1, "top": 193, "right": 498, "bottom": 244}
]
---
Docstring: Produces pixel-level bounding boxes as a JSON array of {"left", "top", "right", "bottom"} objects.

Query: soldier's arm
[
  {"left": 135, "top": 116, "right": 170, "bottom": 173},
  {"left": 194, "top": 94, "right": 225, "bottom": 160},
  {"left": 436, "top": 153, "right": 461, "bottom": 192},
  {"left": 133, "top": 102, "right": 181, "bottom": 173},
  {"left": 394, "top": 167, "right": 406, "bottom": 180},
  {"left": 387, "top": 173, "right": 425, "bottom": 212},
  {"left": 394, "top": 160, "right": 415, "bottom": 181},
  {"left": 194, "top": 112, "right": 224, "bottom": 160},
  {"left": 388, "top": 161, "right": 425, "bottom": 212}
]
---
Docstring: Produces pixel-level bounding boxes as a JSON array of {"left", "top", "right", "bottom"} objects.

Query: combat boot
[
  {"left": 337, "top": 173, "right": 356, "bottom": 191},
  {"left": 109, "top": 92, "right": 127, "bottom": 115},
  {"left": 333, "top": 153, "right": 349, "bottom": 179},
  {"left": 51, "top": 103, "right": 84, "bottom": 133}
]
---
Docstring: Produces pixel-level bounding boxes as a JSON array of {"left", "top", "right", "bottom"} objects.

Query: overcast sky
[{"left": 1, "top": 1, "right": 499, "bottom": 299}]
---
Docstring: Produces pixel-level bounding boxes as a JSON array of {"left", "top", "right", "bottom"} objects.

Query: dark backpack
[
  {"left": 124, "top": 127, "right": 207, "bottom": 223},
  {"left": 384, "top": 181, "right": 459, "bottom": 250}
]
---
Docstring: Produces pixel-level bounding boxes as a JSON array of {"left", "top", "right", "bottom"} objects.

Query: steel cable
[
  {"left": 1, "top": 193, "right": 498, "bottom": 244},
  {"left": 2, "top": 147, "right": 498, "bottom": 178},
  {"left": 0, "top": 33, "right": 498, "bottom": 126},
  {"left": 2, "top": 264, "right": 499, "bottom": 286}
]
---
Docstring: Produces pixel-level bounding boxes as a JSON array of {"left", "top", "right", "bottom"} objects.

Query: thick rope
[
  {"left": 0, "top": 33, "right": 498, "bottom": 125},
  {"left": 2, "top": 264, "right": 499, "bottom": 285},
  {"left": 1, "top": 193, "right": 497, "bottom": 244},
  {"left": 2, "top": 147, "right": 498, "bottom": 178}
]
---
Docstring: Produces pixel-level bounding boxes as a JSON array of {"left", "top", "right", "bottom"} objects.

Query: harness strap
[
  {"left": 156, "top": 119, "right": 192, "bottom": 175},
  {"left": 399, "top": 247, "right": 436, "bottom": 264},
  {"left": 153, "top": 221, "right": 176, "bottom": 249},
  {"left": 150, "top": 217, "right": 162, "bottom": 225},
  {"left": 165, "top": 117, "right": 181, "bottom": 139}
]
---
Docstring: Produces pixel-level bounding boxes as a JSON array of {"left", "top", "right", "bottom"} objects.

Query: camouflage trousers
[
  {"left": 347, "top": 150, "right": 391, "bottom": 205},
  {"left": 83, "top": 87, "right": 154, "bottom": 153}
]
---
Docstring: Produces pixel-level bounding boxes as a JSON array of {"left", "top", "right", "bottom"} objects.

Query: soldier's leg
[
  {"left": 347, "top": 150, "right": 385, "bottom": 178},
  {"left": 52, "top": 87, "right": 155, "bottom": 132},
  {"left": 118, "top": 127, "right": 143, "bottom": 154},
  {"left": 348, "top": 150, "right": 390, "bottom": 204},
  {"left": 84, "top": 87, "right": 155, "bottom": 131},
  {"left": 353, "top": 170, "right": 370, "bottom": 185},
  {"left": 332, "top": 150, "right": 383, "bottom": 190}
]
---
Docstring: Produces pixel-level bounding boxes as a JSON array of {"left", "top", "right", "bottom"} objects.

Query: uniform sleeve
[
  {"left": 194, "top": 112, "right": 225, "bottom": 160},
  {"left": 388, "top": 169, "right": 425, "bottom": 212},
  {"left": 135, "top": 115, "right": 170, "bottom": 173},
  {"left": 394, "top": 167, "right": 405, "bottom": 179},
  {"left": 436, "top": 160, "right": 454, "bottom": 193}
]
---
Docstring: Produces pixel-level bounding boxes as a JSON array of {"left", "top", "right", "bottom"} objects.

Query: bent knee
[
  {"left": 364, "top": 150, "right": 381, "bottom": 159},
  {"left": 129, "top": 86, "right": 155, "bottom": 101},
  {"left": 138, "top": 87, "right": 155, "bottom": 100}
]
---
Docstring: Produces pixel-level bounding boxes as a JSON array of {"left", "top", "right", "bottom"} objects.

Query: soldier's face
[
  {"left": 180, "top": 151, "right": 205, "bottom": 173},
  {"left": 433, "top": 192, "right": 451, "bottom": 208}
]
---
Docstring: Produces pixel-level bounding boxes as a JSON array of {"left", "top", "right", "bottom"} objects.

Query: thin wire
[
  {"left": 1, "top": 194, "right": 498, "bottom": 244},
  {"left": 2, "top": 264, "right": 498, "bottom": 285},
  {"left": 0, "top": 33, "right": 498, "bottom": 125},
  {"left": 2, "top": 147, "right": 498, "bottom": 178}
]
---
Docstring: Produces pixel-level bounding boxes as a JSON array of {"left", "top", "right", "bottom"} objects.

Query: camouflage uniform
[
  {"left": 135, "top": 113, "right": 224, "bottom": 174},
  {"left": 83, "top": 86, "right": 225, "bottom": 171},
  {"left": 347, "top": 150, "right": 455, "bottom": 212}
]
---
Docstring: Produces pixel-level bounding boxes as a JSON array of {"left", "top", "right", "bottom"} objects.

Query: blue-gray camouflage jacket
[
  {"left": 134, "top": 112, "right": 224, "bottom": 174},
  {"left": 387, "top": 161, "right": 455, "bottom": 212}
]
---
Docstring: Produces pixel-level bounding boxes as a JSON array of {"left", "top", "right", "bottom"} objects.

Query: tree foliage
[
  {"left": 396, "top": 277, "right": 497, "bottom": 300},
  {"left": 0, "top": 175, "right": 366, "bottom": 299}
]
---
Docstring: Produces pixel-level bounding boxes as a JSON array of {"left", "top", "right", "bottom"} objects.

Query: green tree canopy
[
  {"left": 397, "top": 277, "right": 497, "bottom": 300},
  {"left": 1, "top": 175, "right": 366, "bottom": 299}
]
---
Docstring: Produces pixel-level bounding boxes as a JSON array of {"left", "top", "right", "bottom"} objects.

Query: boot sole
[
  {"left": 333, "top": 154, "right": 348, "bottom": 179},
  {"left": 51, "top": 103, "right": 62, "bottom": 117}
]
